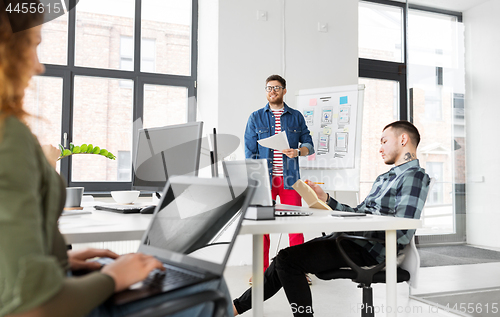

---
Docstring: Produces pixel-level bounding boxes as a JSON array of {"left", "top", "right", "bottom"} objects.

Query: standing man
[
  {"left": 233, "top": 120, "right": 431, "bottom": 316},
  {"left": 244, "top": 75, "right": 315, "bottom": 278}
]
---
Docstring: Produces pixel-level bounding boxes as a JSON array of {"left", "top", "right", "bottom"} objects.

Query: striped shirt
[
  {"left": 327, "top": 159, "right": 430, "bottom": 263},
  {"left": 271, "top": 108, "right": 285, "bottom": 176}
]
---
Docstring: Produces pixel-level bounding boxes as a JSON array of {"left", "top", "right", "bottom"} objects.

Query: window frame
[
  {"left": 359, "top": 0, "right": 463, "bottom": 122},
  {"left": 40, "top": 0, "right": 199, "bottom": 192},
  {"left": 359, "top": 0, "right": 408, "bottom": 120},
  {"left": 359, "top": 0, "right": 465, "bottom": 243}
]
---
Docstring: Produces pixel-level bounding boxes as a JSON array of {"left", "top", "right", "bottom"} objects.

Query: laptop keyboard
[
  {"left": 92, "top": 257, "right": 204, "bottom": 290},
  {"left": 143, "top": 266, "right": 204, "bottom": 289},
  {"left": 274, "top": 210, "right": 312, "bottom": 216}
]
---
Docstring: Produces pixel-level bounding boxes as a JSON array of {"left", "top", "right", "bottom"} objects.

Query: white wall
[
  {"left": 464, "top": 0, "right": 500, "bottom": 248},
  {"left": 197, "top": 0, "right": 219, "bottom": 135},
  {"left": 217, "top": 0, "right": 358, "bottom": 158},
  {"left": 199, "top": 0, "right": 359, "bottom": 265}
]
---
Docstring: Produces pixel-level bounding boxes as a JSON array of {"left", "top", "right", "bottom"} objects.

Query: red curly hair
[{"left": 0, "top": 0, "right": 44, "bottom": 121}]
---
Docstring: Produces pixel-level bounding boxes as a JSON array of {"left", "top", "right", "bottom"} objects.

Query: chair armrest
[
  {"left": 335, "top": 233, "right": 386, "bottom": 285},
  {"left": 124, "top": 290, "right": 228, "bottom": 317}
]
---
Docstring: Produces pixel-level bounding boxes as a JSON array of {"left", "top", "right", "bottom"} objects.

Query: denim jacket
[{"left": 244, "top": 103, "right": 314, "bottom": 189}]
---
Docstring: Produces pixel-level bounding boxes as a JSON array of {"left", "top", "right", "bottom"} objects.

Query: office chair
[
  {"left": 315, "top": 178, "right": 434, "bottom": 317},
  {"left": 124, "top": 290, "right": 228, "bottom": 317},
  {"left": 315, "top": 233, "right": 419, "bottom": 317}
]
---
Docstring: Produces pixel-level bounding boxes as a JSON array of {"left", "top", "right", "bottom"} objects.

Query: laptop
[
  {"left": 109, "top": 175, "right": 255, "bottom": 305},
  {"left": 94, "top": 204, "right": 145, "bottom": 214},
  {"left": 222, "top": 159, "right": 312, "bottom": 217}
]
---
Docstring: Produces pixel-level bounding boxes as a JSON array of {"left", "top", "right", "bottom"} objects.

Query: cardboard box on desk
[{"left": 292, "top": 180, "right": 332, "bottom": 210}]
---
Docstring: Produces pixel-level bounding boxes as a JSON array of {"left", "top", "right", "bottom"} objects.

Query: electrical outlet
[
  {"left": 257, "top": 10, "right": 267, "bottom": 21},
  {"left": 318, "top": 22, "right": 328, "bottom": 32}
]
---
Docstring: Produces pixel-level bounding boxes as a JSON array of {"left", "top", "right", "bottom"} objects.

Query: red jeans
[{"left": 263, "top": 176, "right": 304, "bottom": 271}]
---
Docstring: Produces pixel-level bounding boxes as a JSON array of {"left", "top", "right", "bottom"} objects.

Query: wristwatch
[{"left": 297, "top": 149, "right": 301, "bottom": 157}]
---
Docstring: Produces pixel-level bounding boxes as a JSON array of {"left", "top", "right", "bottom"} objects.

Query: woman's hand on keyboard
[
  {"left": 68, "top": 248, "right": 119, "bottom": 271},
  {"left": 101, "top": 253, "right": 165, "bottom": 292}
]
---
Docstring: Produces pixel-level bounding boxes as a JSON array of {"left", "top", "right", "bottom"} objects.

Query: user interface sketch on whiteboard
[{"left": 297, "top": 86, "right": 360, "bottom": 168}]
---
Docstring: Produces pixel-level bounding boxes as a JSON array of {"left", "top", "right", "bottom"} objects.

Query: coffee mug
[{"left": 65, "top": 187, "right": 84, "bottom": 208}]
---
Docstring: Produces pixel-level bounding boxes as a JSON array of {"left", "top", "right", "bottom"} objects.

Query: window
[
  {"left": 39, "top": 14, "right": 68, "bottom": 65},
  {"left": 141, "top": 38, "right": 156, "bottom": 73},
  {"left": 75, "top": 0, "right": 136, "bottom": 70},
  {"left": 120, "top": 36, "right": 134, "bottom": 72},
  {"left": 359, "top": 1, "right": 404, "bottom": 62},
  {"left": 38, "top": 0, "right": 198, "bottom": 191},
  {"left": 71, "top": 76, "right": 133, "bottom": 182},
  {"left": 359, "top": 1, "right": 465, "bottom": 240},
  {"left": 408, "top": 8, "right": 465, "bottom": 236},
  {"left": 24, "top": 76, "right": 64, "bottom": 173},
  {"left": 358, "top": 1, "right": 407, "bottom": 199},
  {"left": 143, "top": 85, "right": 188, "bottom": 128},
  {"left": 117, "top": 151, "right": 132, "bottom": 181},
  {"left": 358, "top": 77, "right": 399, "bottom": 199},
  {"left": 425, "top": 162, "right": 444, "bottom": 205},
  {"left": 141, "top": 0, "right": 192, "bottom": 75},
  {"left": 119, "top": 36, "right": 156, "bottom": 87}
]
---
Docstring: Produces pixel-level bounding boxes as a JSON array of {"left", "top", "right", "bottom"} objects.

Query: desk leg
[
  {"left": 252, "top": 234, "right": 264, "bottom": 317},
  {"left": 386, "top": 230, "right": 397, "bottom": 317}
]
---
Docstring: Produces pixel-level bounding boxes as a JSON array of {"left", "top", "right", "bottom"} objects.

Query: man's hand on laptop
[
  {"left": 101, "top": 253, "right": 165, "bottom": 292},
  {"left": 68, "top": 248, "right": 119, "bottom": 271},
  {"left": 304, "top": 180, "right": 328, "bottom": 202}
]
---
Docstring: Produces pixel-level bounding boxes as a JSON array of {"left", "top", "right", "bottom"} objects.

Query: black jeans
[{"left": 233, "top": 234, "right": 379, "bottom": 317}]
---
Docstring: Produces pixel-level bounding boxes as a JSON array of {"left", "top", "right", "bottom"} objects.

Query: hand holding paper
[{"left": 257, "top": 131, "right": 290, "bottom": 151}]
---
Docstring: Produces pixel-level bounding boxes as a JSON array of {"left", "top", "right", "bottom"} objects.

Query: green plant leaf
[
  {"left": 57, "top": 144, "right": 116, "bottom": 161},
  {"left": 69, "top": 143, "right": 74, "bottom": 152}
]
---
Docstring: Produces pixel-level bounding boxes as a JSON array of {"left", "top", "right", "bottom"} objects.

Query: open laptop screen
[
  {"left": 139, "top": 176, "right": 253, "bottom": 275},
  {"left": 223, "top": 159, "right": 273, "bottom": 206}
]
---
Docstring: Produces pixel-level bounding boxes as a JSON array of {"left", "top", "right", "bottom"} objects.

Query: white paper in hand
[{"left": 257, "top": 131, "right": 290, "bottom": 151}]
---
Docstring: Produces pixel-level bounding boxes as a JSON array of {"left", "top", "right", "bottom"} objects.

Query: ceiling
[{"left": 408, "top": 0, "right": 492, "bottom": 12}]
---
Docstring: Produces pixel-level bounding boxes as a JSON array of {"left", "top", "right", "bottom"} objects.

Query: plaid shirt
[{"left": 327, "top": 159, "right": 430, "bottom": 263}]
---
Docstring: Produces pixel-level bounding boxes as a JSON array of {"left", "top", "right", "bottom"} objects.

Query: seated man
[{"left": 232, "top": 120, "right": 431, "bottom": 317}]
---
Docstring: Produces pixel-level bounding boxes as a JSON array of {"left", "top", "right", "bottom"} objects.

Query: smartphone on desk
[{"left": 331, "top": 213, "right": 366, "bottom": 218}]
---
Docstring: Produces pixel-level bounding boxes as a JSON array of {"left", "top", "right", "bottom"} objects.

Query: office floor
[{"left": 224, "top": 262, "right": 500, "bottom": 317}]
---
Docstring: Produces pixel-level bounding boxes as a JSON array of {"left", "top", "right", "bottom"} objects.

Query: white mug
[{"left": 65, "top": 187, "right": 84, "bottom": 208}]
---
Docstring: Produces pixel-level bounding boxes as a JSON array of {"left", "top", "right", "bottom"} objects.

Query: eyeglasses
[{"left": 265, "top": 86, "right": 284, "bottom": 92}]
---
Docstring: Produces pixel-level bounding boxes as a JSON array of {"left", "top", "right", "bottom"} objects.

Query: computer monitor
[{"left": 132, "top": 122, "right": 203, "bottom": 192}]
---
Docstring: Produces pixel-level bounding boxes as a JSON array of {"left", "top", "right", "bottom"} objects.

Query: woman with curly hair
[{"left": 0, "top": 1, "right": 231, "bottom": 316}]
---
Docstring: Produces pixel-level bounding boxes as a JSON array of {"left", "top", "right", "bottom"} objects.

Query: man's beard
[{"left": 268, "top": 95, "right": 283, "bottom": 105}]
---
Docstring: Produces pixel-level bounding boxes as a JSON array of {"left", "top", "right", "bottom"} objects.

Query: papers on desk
[{"left": 257, "top": 131, "right": 290, "bottom": 151}]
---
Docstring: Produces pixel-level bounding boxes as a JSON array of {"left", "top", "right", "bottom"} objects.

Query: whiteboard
[{"left": 296, "top": 84, "right": 365, "bottom": 191}]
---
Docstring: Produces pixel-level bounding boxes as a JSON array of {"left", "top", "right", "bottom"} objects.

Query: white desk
[
  {"left": 240, "top": 205, "right": 422, "bottom": 317},
  {"left": 59, "top": 199, "right": 153, "bottom": 244},
  {"left": 60, "top": 203, "right": 421, "bottom": 317}
]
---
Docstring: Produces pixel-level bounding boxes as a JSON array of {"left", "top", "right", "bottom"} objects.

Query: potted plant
[{"left": 58, "top": 143, "right": 116, "bottom": 161}]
